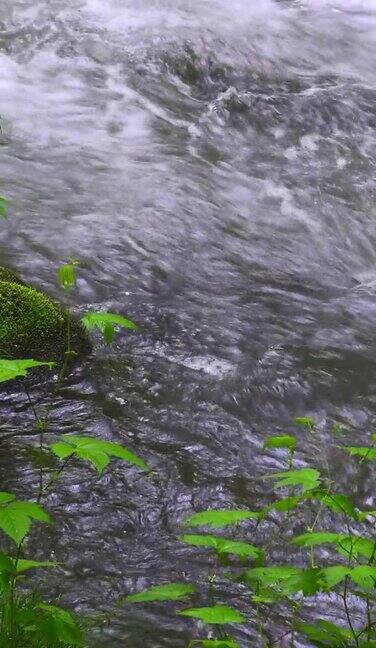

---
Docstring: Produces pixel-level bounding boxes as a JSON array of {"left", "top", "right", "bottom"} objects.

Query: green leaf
[
  {"left": 265, "top": 496, "right": 302, "bottom": 513},
  {"left": 0, "top": 498, "right": 50, "bottom": 545},
  {"left": 0, "top": 553, "right": 15, "bottom": 573},
  {"left": 50, "top": 442, "right": 75, "bottom": 460},
  {"left": 321, "top": 566, "right": 349, "bottom": 589},
  {"left": 295, "top": 416, "right": 315, "bottom": 430},
  {"left": 293, "top": 531, "right": 345, "bottom": 548},
  {"left": 313, "top": 491, "right": 358, "bottom": 520},
  {"left": 0, "top": 196, "right": 8, "bottom": 219},
  {"left": 349, "top": 566, "right": 376, "bottom": 591},
  {"left": 191, "top": 641, "right": 239, "bottom": 648},
  {"left": 181, "top": 535, "right": 262, "bottom": 559},
  {"left": 242, "top": 566, "right": 309, "bottom": 596},
  {"left": 185, "top": 509, "right": 259, "bottom": 529},
  {"left": 0, "top": 359, "right": 54, "bottom": 384},
  {"left": 264, "top": 435, "right": 297, "bottom": 451},
  {"left": 0, "top": 493, "right": 16, "bottom": 505},
  {"left": 50, "top": 436, "right": 149, "bottom": 473},
  {"left": 359, "top": 510, "right": 376, "bottom": 521},
  {"left": 127, "top": 582, "right": 197, "bottom": 603},
  {"left": 245, "top": 567, "right": 325, "bottom": 596},
  {"left": 16, "top": 559, "right": 57, "bottom": 573},
  {"left": 37, "top": 604, "right": 83, "bottom": 645},
  {"left": 293, "top": 532, "right": 375, "bottom": 561},
  {"left": 82, "top": 311, "right": 138, "bottom": 345},
  {"left": 58, "top": 262, "right": 78, "bottom": 291},
  {"left": 297, "top": 620, "right": 352, "bottom": 647},
  {"left": 337, "top": 536, "right": 375, "bottom": 561},
  {"left": 179, "top": 606, "right": 246, "bottom": 625},
  {"left": 10, "top": 501, "right": 50, "bottom": 524},
  {"left": 91, "top": 439, "right": 149, "bottom": 471},
  {"left": 243, "top": 566, "right": 302, "bottom": 585},
  {"left": 267, "top": 468, "right": 321, "bottom": 493},
  {"left": 0, "top": 509, "right": 30, "bottom": 544},
  {"left": 282, "top": 567, "right": 325, "bottom": 596},
  {"left": 75, "top": 447, "right": 110, "bottom": 474},
  {"left": 344, "top": 446, "right": 376, "bottom": 460}
]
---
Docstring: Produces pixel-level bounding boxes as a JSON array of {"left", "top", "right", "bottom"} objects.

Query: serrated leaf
[
  {"left": 181, "top": 535, "right": 262, "bottom": 559},
  {"left": 82, "top": 311, "right": 138, "bottom": 345},
  {"left": 179, "top": 606, "right": 246, "bottom": 625},
  {"left": 321, "top": 566, "right": 349, "bottom": 588},
  {"left": 0, "top": 498, "right": 51, "bottom": 545},
  {"left": 243, "top": 566, "right": 302, "bottom": 586},
  {"left": 127, "top": 582, "right": 197, "bottom": 602},
  {"left": 313, "top": 491, "right": 358, "bottom": 520},
  {"left": 0, "top": 359, "right": 55, "bottom": 384},
  {"left": 243, "top": 566, "right": 314, "bottom": 596},
  {"left": 10, "top": 501, "right": 50, "bottom": 524},
  {"left": 293, "top": 532, "right": 375, "bottom": 561},
  {"left": 283, "top": 567, "right": 325, "bottom": 596},
  {"left": 185, "top": 509, "right": 259, "bottom": 529},
  {"left": 344, "top": 446, "right": 376, "bottom": 460},
  {"left": 293, "top": 532, "right": 345, "bottom": 548},
  {"left": 244, "top": 566, "right": 325, "bottom": 597},
  {"left": 50, "top": 442, "right": 75, "bottom": 460},
  {"left": 297, "top": 620, "right": 352, "bottom": 647},
  {"left": 0, "top": 509, "right": 30, "bottom": 544},
  {"left": 37, "top": 604, "right": 83, "bottom": 645},
  {"left": 265, "top": 496, "right": 302, "bottom": 513},
  {"left": 51, "top": 436, "right": 149, "bottom": 472},
  {"left": 92, "top": 440, "right": 148, "bottom": 471},
  {"left": 337, "top": 536, "right": 375, "bottom": 561},
  {"left": 349, "top": 566, "right": 376, "bottom": 591},
  {"left": 267, "top": 468, "right": 321, "bottom": 493},
  {"left": 264, "top": 435, "right": 297, "bottom": 451},
  {"left": 75, "top": 447, "right": 110, "bottom": 474}
]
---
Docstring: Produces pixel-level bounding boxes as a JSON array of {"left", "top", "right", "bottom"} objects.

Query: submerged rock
[{"left": 0, "top": 266, "right": 91, "bottom": 362}]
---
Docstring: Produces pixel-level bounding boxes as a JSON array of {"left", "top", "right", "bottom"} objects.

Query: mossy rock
[
  {"left": 0, "top": 266, "right": 25, "bottom": 286},
  {"left": 0, "top": 266, "right": 91, "bottom": 362}
]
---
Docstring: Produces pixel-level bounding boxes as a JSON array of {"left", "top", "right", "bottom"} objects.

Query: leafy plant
[
  {"left": 82, "top": 311, "right": 138, "bottom": 344},
  {"left": 126, "top": 583, "right": 197, "bottom": 603},
  {"left": 181, "top": 534, "right": 263, "bottom": 560},
  {"left": 2, "top": 190, "right": 376, "bottom": 647},
  {"left": 179, "top": 606, "right": 246, "bottom": 624},
  {"left": 0, "top": 359, "right": 55, "bottom": 384},
  {"left": 0, "top": 196, "right": 7, "bottom": 219},
  {"left": 184, "top": 509, "right": 259, "bottom": 529},
  {"left": 126, "top": 420, "right": 376, "bottom": 647},
  {"left": 50, "top": 435, "right": 149, "bottom": 474},
  {"left": 0, "top": 229, "right": 148, "bottom": 645}
]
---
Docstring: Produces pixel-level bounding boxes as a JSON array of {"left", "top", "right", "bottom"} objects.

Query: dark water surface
[{"left": 1, "top": 0, "right": 376, "bottom": 645}]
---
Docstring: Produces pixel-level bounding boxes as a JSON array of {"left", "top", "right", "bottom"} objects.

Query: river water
[{"left": 0, "top": 0, "right": 376, "bottom": 646}]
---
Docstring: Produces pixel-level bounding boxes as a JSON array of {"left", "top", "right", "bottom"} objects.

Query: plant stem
[{"left": 342, "top": 575, "right": 359, "bottom": 647}]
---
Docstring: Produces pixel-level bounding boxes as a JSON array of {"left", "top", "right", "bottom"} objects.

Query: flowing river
[{"left": 0, "top": 0, "right": 376, "bottom": 645}]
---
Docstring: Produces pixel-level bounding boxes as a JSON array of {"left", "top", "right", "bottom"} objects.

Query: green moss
[
  {"left": 0, "top": 267, "right": 91, "bottom": 362},
  {"left": 0, "top": 266, "right": 25, "bottom": 285}
]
